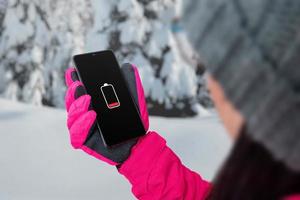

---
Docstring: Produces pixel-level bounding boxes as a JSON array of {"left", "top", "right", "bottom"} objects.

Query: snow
[
  {"left": 0, "top": 98, "right": 232, "bottom": 199},
  {"left": 0, "top": 0, "right": 211, "bottom": 116}
]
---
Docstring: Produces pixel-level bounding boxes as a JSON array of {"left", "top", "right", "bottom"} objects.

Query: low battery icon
[{"left": 100, "top": 83, "right": 120, "bottom": 109}]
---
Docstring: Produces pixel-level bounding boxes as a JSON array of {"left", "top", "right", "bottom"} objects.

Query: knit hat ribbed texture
[{"left": 183, "top": 0, "right": 300, "bottom": 171}]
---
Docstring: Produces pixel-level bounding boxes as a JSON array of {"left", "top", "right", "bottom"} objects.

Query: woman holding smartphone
[{"left": 64, "top": 0, "right": 300, "bottom": 199}]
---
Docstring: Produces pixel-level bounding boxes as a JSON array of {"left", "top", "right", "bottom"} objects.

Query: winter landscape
[
  {"left": 0, "top": 0, "right": 211, "bottom": 117},
  {"left": 0, "top": 98, "right": 231, "bottom": 199},
  {"left": 0, "top": 0, "right": 232, "bottom": 199}
]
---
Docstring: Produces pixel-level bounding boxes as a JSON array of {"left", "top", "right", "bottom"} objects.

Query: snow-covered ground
[{"left": 0, "top": 99, "right": 232, "bottom": 200}]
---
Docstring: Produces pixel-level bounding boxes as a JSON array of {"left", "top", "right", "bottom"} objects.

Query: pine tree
[{"left": 0, "top": 0, "right": 211, "bottom": 116}]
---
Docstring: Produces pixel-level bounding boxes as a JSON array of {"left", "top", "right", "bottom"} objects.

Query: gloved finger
[
  {"left": 69, "top": 110, "right": 97, "bottom": 149},
  {"left": 132, "top": 65, "right": 149, "bottom": 131},
  {"left": 65, "top": 81, "right": 87, "bottom": 112},
  {"left": 121, "top": 63, "right": 149, "bottom": 131},
  {"left": 65, "top": 67, "right": 79, "bottom": 87},
  {"left": 67, "top": 95, "right": 92, "bottom": 129}
]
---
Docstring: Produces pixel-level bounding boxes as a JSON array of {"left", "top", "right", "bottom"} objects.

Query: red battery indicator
[{"left": 100, "top": 83, "right": 120, "bottom": 109}]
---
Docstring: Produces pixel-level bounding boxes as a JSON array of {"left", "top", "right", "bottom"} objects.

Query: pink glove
[
  {"left": 65, "top": 63, "right": 211, "bottom": 199},
  {"left": 65, "top": 63, "right": 149, "bottom": 165}
]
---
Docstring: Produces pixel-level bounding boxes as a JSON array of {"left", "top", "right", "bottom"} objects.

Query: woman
[{"left": 64, "top": 0, "right": 300, "bottom": 199}]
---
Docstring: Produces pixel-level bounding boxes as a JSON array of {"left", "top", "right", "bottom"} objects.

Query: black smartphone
[{"left": 73, "top": 50, "right": 146, "bottom": 147}]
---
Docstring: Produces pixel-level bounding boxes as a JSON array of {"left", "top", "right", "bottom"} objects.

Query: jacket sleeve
[{"left": 118, "top": 131, "right": 211, "bottom": 200}]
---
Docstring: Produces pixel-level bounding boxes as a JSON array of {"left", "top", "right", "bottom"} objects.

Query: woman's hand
[{"left": 64, "top": 63, "right": 149, "bottom": 166}]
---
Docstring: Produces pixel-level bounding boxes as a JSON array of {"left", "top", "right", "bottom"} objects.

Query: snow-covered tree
[
  {"left": 0, "top": 0, "right": 93, "bottom": 106},
  {"left": 0, "top": 0, "right": 211, "bottom": 116}
]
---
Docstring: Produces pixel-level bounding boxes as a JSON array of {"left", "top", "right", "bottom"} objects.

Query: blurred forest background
[
  {"left": 0, "top": 1, "right": 235, "bottom": 199},
  {"left": 0, "top": 0, "right": 212, "bottom": 117}
]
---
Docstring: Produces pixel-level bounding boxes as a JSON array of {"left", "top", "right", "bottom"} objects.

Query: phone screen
[{"left": 73, "top": 50, "right": 146, "bottom": 146}]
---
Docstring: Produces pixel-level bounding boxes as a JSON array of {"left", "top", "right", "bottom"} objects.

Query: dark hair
[{"left": 207, "top": 126, "right": 300, "bottom": 200}]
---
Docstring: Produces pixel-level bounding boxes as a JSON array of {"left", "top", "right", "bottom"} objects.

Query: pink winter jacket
[
  {"left": 118, "top": 131, "right": 211, "bottom": 200},
  {"left": 118, "top": 131, "right": 300, "bottom": 200}
]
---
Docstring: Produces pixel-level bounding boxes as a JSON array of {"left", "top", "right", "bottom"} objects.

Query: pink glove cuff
[
  {"left": 118, "top": 131, "right": 166, "bottom": 195},
  {"left": 118, "top": 131, "right": 212, "bottom": 199}
]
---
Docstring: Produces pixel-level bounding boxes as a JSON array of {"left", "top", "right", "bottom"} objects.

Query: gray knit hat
[{"left": 182, "top": 0, "right": 300, "bottom": 171}]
